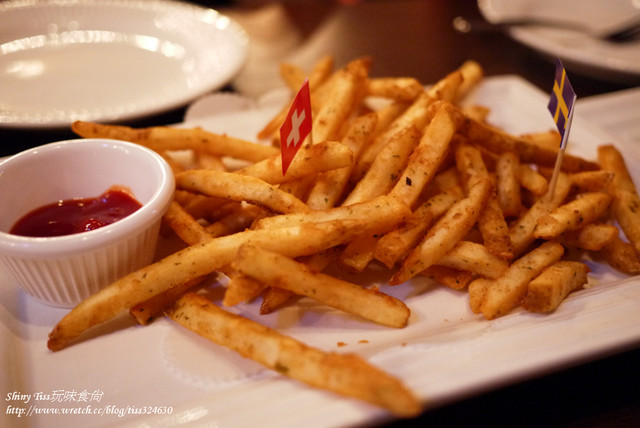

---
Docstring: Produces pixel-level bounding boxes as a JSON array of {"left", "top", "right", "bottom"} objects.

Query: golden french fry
[
  {"left": 437, "top": 241, "right": 508, "bottom": 279},
  {"left": 533, "top": 192, "right": 612, "bottom": 240},
  {"left": 254, "top": 194, "right": 410, "bottom": 230},
  {"left": 477, "top": 189, "right": 513, "bottom": 261},
  {"left": 47, "top": 219, "right": 380, "bottom": 350},
  {"left": 260, "top": 288, "right": 295, "bottom": 314},
  {"left": 468, "top": 277, "right": 492, "bottom": 313},
  {"left": 168, "top": 293, "right": 421, "bottom": 416},
  {"left": 311, "top": 57, "right": 370, "bottom": 143},
  {"left": 129, "top": 276, "right": 207, "bottom": 325},
  {"left": 390, "top": 176, "right": 492, "bottom": 285},
  {"left": 237, "top": 140, "right": 354, "bottom": 185},
  {"left": 176, "top": 170, "right": 310, "bottom": 214},
  {"left": 206, "top": 203, "right": 267, "bottom": 237},
  {"left": 338, "top": 234, "right": 379, "bottom": 273},
  {"left": 390, "top": 102, "right": 457, "bottom": 208},
  {"left": 342, "top": 125, "right": 421, "bottom": 205},
  {"left": 162, "top": 201, "right": 212, "bottom": 246},
  {"left": 560, "top": 223, "right": 619, "bottom": 251},
  {"left": 495, "top": 151, "right": 523, "bottom": 217},
  {"left": 426, "top": 70, "right": 463, "bottom": 101},
  {"left": 173, "top": 189, "right": 228, "bottom": 221},
  {"left": 194, "top": 152, "right": 226, "bottom": 171},
  {"left": 570, "top": 170, "right": 614, "bottom": 192},
  {"left": 420, "top": 266, "right": 474, "bottom": 290},
  {"left": 523, "top": 261, "right": 590, "bottom": 313},
  {"left": 306, "top": 112, "right": 379, "bottom": 210},
  {"left": 223, "top": 271, "right": 266, "bottom": 307},
  {"left": 509, "top": 172, "right": 572, "bottom": 257},
  {"left": 375, "top": 188, "right": 462, "bottom": 268},
  {"left": 233, "top": 244, "right": 410, "bottom": 327},
  {"left": 474, "top": 241, "right": 565, "bottom": 319},
  {"left": 518, "top": 164, "right": 548, "bottom": 196},
  {"left": 280, "top": 62, "right": 307, "bottom": 91},
  {"left": 519, "top": 130, "right": 561, "bottom": 152},
  {"left": 129, "top": 200, "right": 214, "bottom": 324},
  {"left": 353, "top": 92, "right": 434, "bottom": 182},
  {"left": 598, "top": 236, "right": 640, "bottom": 275},
  {"left": 72, "top": 121, "right": 278, "bottom": 163},
  {"left": 450, "top": 107, "right": 598, "bottom": 172},
  {"left": 598, "top": 144, "right": 640, "bottom": 257},
  {"left": 454, "top": 143, "right": 489, "bottom": 190},
  {"left": 366, "top": 77, "right": 424, "bottom": 102},
  {"left": 455, "top": 60, "right": 484, "bottom": 101}
]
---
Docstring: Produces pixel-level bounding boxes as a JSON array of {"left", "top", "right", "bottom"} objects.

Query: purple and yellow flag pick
[
  {"left": 548, "top": 58, "right": 577, "bottom": 150},
  {"left": 546, "top": 59, "right": 577, "bottom": 199}
]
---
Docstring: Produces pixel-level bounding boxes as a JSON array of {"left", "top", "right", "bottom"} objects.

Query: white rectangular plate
[{"left": 2, "top": 76, "right": 640, "bottom": 428}]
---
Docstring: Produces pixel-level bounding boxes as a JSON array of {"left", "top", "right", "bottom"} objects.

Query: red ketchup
[{"left": 10, "top": 187, "right": 142, "bottom": 237}]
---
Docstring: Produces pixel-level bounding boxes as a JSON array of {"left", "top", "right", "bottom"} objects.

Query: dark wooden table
[{"left": 2, "top": 1, "right": 639, "bottom": 426}]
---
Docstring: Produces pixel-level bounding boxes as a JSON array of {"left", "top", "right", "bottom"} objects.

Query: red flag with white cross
[{"left": 280, "top": 78, "right": 312, "bottom": 176}]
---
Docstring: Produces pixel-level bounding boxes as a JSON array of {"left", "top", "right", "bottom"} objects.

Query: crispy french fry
[
  {"left": 176, "top": 170, "right": 310, "bottom": 214},
  {"left": 390, "top": 176, "right": 492, "bottom": 284},
  {"left": 260, "top": 287, "right": 295, "bottom": 314},
  {"left": 390, "top": 102, "right": 457, "bottom": 208},
  {"left": 455, "top": 60, "right": 484, "bottom": 101},
  {"left": 520, "top": 130, "right": 561, "bottom": 152},
  {"left": 570, "top": 170, "right": 614, "bottom": 192},
  {"left": 437, "top": 241, "right": 508, "bottom": 279},
  {"left": 223, "top": 271, "right": 266, "bottom": 307},
  {"left": 473, "top": 241, "right": 565, "bottom": 319},
  {"left": 495, "top": 151, "right": 523, "bottom": 217},
  {"left": 366, "top": 77, "right": 424, "bottom": 102},
  {"left": 254, "top": 194, "right": 410, "bottom": 230},
  {"left": 560, "top": 223, "right": 619, "bottom": 251},
  {"left": 130, "top": 276, "right": 206, "bottom": 325},
  {"left": 420, "top": 266, "right": 474, "bottom": 290},
  {"left": 47, "top": 219, "right": 382, "bottom": 350},
  {"left": 311, "top": 57, "right": 370, "bottom": 143},
  {"left": 280, "top": 62, "right": 307, "bottom": 91},
  {"left": 162, "top": 201, "right": 212, "bottom": 246},
  {"left": 598, "top": 236, "right": 640, "bottom": 275},
  {"left": 71, "top": 121, "right": 278, "bottom": 163},
  {"left": 509, "top": 172, "right": 572, "bottom": 257},
  {"left": 598, "top": 144, "right": 640, "bottom": 257},
  {"left": 233, "top": 245, "right": 410, "bottom": 327},
  {"left": 306, "top": 112, "right": 379, "bottom": 210},
  {"left": 168, "top": 293, "right": 421, "bottom": 416},
  {"left": 353, "top": 92, "right": 433, "bottom": 182},
  {"left": 469, "top": 277, "right": 494, "bottom": 314},
  {"left": 533, "top": 192, "right": 612, "bottom": 240},
  {"left": 237, "top": 140, "right": 354, "bottom": 184},
  {"left": 338, "top": 234, "right": 380, "bottom": 273},
  {"left": 375, "top": 188, "right": 462, "bottom": 268},
  {"left": 450, "top": 107, "right": 598, "bottom": 172},
  {"left": 518, "top": 164, "right": 548, "bottom": 196},
  {"left": 342, "top": 125, "right": 421, "bottom": 205},
  {"left": 523, "top": 261, "right": 590, "bottom": 313}
]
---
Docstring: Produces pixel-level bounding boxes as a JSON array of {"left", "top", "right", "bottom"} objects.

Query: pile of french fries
[{"left": 46, "top": 55, "right": 640, "bottom": 417}]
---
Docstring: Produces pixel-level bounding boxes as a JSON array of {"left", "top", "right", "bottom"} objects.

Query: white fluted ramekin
[{"left": 0, "top": 139, "right": 174, "bottom": 307}]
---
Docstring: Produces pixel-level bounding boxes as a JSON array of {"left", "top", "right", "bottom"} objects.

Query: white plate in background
[
  {"left": 0, "top": 0, "right": 248, "bottom": 129},
  {"left": 478, "top": 0, "right": 640, "bottom": 84},
  {"left": 2, "top": 76, "right": 640, "bottom": 428}
]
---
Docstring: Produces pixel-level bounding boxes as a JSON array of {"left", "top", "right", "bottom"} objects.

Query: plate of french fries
[{"left": 2, "top": 55, "right": 640, "bottom": 428}]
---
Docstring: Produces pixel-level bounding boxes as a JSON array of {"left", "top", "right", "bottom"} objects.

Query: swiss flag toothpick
[{"left": 280, "top": 78, "right": 312, "bottom": 176}]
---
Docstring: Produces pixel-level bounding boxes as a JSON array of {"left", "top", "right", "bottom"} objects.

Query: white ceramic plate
[
  {"left": 2, "top": 76, "right": 640, "bottom": 428},
  {"left": 478, "top": 0, "right": 640, "bottom": 84},
  {"left": 0, "top": 0, "right": 248, "bottom": 129}
]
